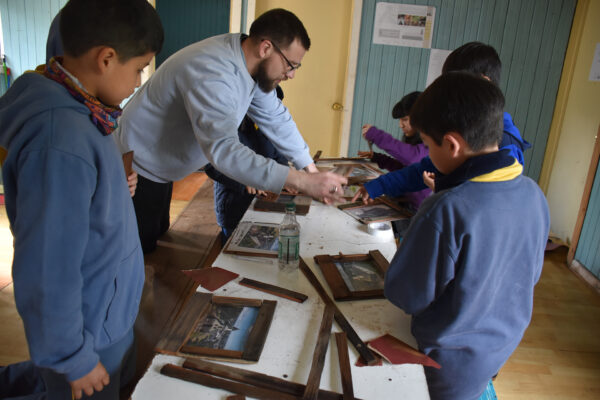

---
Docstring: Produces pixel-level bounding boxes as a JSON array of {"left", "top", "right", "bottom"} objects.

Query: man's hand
[
  {"left": 127, "top": 171, "right": 138, "bottom": 197},
  {"left": 70, "top": 362, "right": 109, "bottom": 399},
  {"left": 351, "top": 186, "right": 373, "bottom": 204},
  {"left": 423, "top": 171, "right": 435, "bottom": 191},
  {"left": 246, "top": 186, "right": 268, "bottom": 197},
  {"left": 285, "top": 169, "right": 347, "bottom": 204}
]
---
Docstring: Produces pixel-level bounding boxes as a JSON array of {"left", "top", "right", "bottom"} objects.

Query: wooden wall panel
[{"left": 348, "top": 0, "right": 576, "bottom": 181}]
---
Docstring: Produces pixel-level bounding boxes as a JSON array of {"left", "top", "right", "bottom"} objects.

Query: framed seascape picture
[
  {"left": 313, "top": 250, "right": 390, "bottom": 301},
  {"left": 253, "top": 192, "right": 312, "bottom": 215},
  {"left": 338, "top": 198, "right": 413, "bottom": 224},
  {"left": 223, "top": 221, "right": 279, "bottom": 258},
  {"left": 156, "top": 294, "right": 277, "bottom": 362}
]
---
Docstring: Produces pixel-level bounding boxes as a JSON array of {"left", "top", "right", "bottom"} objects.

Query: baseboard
[{"left": 569, "top": 259, "right": 600, "bottom": 295}]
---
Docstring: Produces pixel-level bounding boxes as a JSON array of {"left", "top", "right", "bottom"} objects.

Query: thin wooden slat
[
  {"left": 242, "top": 300, "right": 276, "bottom": 362},
  {"left": 334, "top": 333, "right": 355, "bottom": 400},
  {"left": 238, "top": 278, "right": 308, "bottom": 303},
  {"left": 299, "top": 258, "right": 379, "bottom": 366},
  {"left": 182, "top": 358, "right": 361, "bottom": 400},
  {"left": 302, "top": 304, "right": 335, "bottom": 400}
]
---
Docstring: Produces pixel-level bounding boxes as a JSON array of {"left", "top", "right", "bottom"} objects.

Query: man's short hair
[
  {"left": 442, "top": 42, "right": 501, "bottom": 86},
  {"left": 60, "top": 0, "right": 164, "bottom": 61},
  {"left": 392, "top": 91, "right": 421, "bottom": 119},
  {"left": 410, "top": 72, "right": 505, "bottom": 151},
  {"left": 249, "top": 8, "right": 310, "bottom": 50}
]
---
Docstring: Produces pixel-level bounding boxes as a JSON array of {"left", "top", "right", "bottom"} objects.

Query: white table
[{"left": 133, "top": 201, "right": 430, "bottom": 399}]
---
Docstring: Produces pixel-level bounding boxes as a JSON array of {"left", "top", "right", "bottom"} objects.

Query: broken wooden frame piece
[
  {"left": 337, "top": 197, "right": 414, "bottom": 224},
  {"left": 253, "top": 192, "right": 312, "bottom": 215},
  {"left": 156, "top": 293, "right": 276, "bottom": 363},
  {"left": 314, "top": 250, "right": 390, "bottom": 301},
  {"left": 238, "top": 277, "right": 308, "bottom": 303}
]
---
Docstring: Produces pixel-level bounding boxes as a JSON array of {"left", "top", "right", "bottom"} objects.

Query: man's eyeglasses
[{"left": 270, "top": 41, "right": 301, "bottom": 72}]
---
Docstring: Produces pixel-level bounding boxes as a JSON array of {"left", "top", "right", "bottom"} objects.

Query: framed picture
[
  {"left": 313, "top": 250, "right": 390, "bottom": 301},
  {"left": 332, "top": 163, "right": 382, "bottom": 185},
  {"left": 223, "top": 221, "right": 279, "bottom": 258},
  {"left": 156, "top": 294, "right": 277, "bottom": 362},
  {"left": 253, "top": 192, "right": 312, "bottom": 215},
  {"left": 338, "top": 198, "right": 413, "bottom": 224}
]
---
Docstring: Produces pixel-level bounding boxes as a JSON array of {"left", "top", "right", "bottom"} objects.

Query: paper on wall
[{"left": 372, "top": 3, "right": 435, "bottom": 49}]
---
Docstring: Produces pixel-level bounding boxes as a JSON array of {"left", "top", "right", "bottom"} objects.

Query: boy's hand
[
  {"left": 70, "top": 362, "right": 110, "bottom": 399},
  {"left": 361, "top": 124, "right": 373, "bottom": 138},
  {"left": 127, "top": 171, "right": 138, "bottom": 197},
  {"left": 351, "top": 186, "right": 373, "bottom": 204},
  {"left": 423, "top": 171, "right": 435, "bottom": 191},
  {"left": 357, "top": 150, "right": 374, "bottom": 159}
]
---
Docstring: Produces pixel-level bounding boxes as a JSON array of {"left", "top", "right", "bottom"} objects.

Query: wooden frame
[
  {"left": 253, "top": 192, "right": 312, "bottom": 215},
  {"left": 223, "top": 221, "right": 279, "bottom": 258},
  {"left": 314, "top": 250, "right": 389, "bottom": 301},
  {"left": 338, "top": 198, "right": 413, "bottom": 224},
  {"left": 156, "top": 293, "right": 276, "bottom": 362}
]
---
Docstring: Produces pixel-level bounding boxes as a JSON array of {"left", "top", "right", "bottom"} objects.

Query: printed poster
[{"left": 373, "top": 3, "right": 436, "bottom": 48}]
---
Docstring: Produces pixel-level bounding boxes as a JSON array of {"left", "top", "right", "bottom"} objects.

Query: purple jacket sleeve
[{"left": 365, "top": 126, "right": 429, "bottom": 166}]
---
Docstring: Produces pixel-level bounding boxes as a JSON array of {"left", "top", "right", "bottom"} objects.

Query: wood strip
[
  {"left": 182, "top": 358, "right": 360, "bottom": 400},
  {"left": 227, "top": 395, "right": 246, "bottom": 400},
  {"left": 242, "top": 300, "right": 277, "bottom": 362},
  {"left": 368, "top": 250, "right": 390, "bottom": 275},
  {"left": 303, "top": 305, "right": 335, "bottom": 400},
  {"left": 161, "top": 364, "right": 299, "bottom": 400},
  {"left": 212, "top": 296, "right": 263, "bottom": 307},
  {"left": 238, "top": 278, "right": 308, "bottom": 303},
  {"left": 299, "top": 258, "right": 379, "bottom": 366},
  {"left": 334, "top": 332, "right": 354, "bottom": 400}
]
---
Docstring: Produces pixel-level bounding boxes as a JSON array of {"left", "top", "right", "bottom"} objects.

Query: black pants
[{"left": 132, "top": 175, "right": 173, "bottom": 253}]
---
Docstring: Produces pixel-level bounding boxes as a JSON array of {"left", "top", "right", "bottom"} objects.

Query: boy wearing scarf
[
  {"left": 384, "top": 72, "right": 549, "bottom": 400},
  {"left": 0, "top": 0, "right": 163, "bottom": 398}
]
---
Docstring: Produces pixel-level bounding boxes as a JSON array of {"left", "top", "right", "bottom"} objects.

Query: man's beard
[{"left": 254, "top": 60, "right": 278, "bottom": 93}]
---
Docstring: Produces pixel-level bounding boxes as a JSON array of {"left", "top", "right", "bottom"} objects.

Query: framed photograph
[
  {"left": 338, "top": 198, "right": 413, "bottom": 224},
  {"left": 156, "top": 294, "right": 277, "bottom": 362},
  {"left": 314, "top": 250, "right": 390, "bottom": 301},
  {"left": 332, "top": 163, "right": 382, "bottom": 185},
  {"left": 223, "top": 221, "right": 279, "bottom": 258},
  {"left": 253, "top": 192, "right": 312, "bottom": 215}
]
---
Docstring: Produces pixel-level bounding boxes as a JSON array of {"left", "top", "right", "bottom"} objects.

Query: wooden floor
[{"left": 0, "top": 175, "right": 599, "bottom": 398}]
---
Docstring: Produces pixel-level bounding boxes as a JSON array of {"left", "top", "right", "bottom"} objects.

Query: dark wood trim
[
  {"left": 299, "top": 258, "right": 379, "bottom": 366},
  {"left": 239, "top": 278, "right": 308, "bottom": 303},
  {"left": 334, "top": 333, "right": 355, "bottom": 400},
  {"left": 242, "top": 300, "right": 277, "bottom": 362},
  {"left": 303, "top": 305, "right": 335, "bottom": 400}
]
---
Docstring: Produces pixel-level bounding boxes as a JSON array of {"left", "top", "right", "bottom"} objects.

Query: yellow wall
[
  {"left": 254, "top": 1, "right": 352, "bottom": 157},
  {"left": 544, "top": 0, "right": 600, "bottom": 242}
]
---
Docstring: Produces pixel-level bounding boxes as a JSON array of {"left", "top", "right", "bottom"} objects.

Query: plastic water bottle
[{"left": 278, "top": 203, "right": 300, "bottom": 272}]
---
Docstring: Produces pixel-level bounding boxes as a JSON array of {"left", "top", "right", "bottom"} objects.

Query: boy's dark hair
[
  {"left": 59, "top": 0, "right": 163, "bottom": 61},
  {"left": 391, "top": 91, "right": 421, "bottom": 119},
  {"left": 442, "top": 42, "right": 501, "bottom": 86},
  {"left": 249, "top": 8, "right": 311, "bottom": 50},
  {"left": 410, "top": 72, "right": 504, "bottom": 151}
]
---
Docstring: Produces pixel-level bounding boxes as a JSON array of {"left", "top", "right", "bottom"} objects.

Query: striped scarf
[{"left": 36, "top": 57, "right": 122, "bottom": 135}]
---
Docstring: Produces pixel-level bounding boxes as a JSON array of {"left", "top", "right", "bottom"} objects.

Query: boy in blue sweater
[
  {"left": 0, "top": 0, "right": 163, "bottom": 398},
  {"left": 353, "top": 42, "right": 531, "bottom": 204},
  {"left": 384, "top": 72, "right": 549, "bottom": 399}
]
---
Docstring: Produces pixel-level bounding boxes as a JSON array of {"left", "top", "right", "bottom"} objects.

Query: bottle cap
[{"left": 285, "top": 202, "right": 296, "bottom": 212}]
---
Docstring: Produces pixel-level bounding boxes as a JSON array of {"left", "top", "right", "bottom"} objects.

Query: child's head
[
  {"left": 442, "top": 42, "right": 501, "bottom": 86},
  {"left": 410, "top": 72, "right": 504, "bottom": 174},
  {"left": 392, "top": 91, "right": 421, "bottom": 140},
  {"left": 59, "top": 0, "right": 164, "bottom": 105}
]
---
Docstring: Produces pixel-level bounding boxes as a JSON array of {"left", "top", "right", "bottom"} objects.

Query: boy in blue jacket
[
  {"left": 384, "top": 72, "right": 549, "bottom": 399},
  {"left": 0, "top": 0, "right": 163, "bottom": 398},
  {"left": 353, "top": 42, "right": 531, "bottom": 203}
]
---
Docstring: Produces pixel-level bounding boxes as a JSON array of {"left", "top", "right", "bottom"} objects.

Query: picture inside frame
[
  {"left": 314, "top": 250, "right": 390, "bottom": 301},
  {"left": 339, "top": 199, "right": 412, "bottom": 223},
  {"left": 332, "top": 163, "right": 381, "bottom": 184},
  {"left": 253, "top": 193, "right": 312, "bottom": 215},
  {"left": 223, "top": 221, "right": 279, "bottom": 257}
]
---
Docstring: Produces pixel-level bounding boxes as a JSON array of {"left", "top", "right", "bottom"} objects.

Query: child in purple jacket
[{"left": 359, "top": 91, "right": 430, "bottom": 209}]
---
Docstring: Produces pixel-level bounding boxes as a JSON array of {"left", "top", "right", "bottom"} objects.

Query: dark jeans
[{"left": 132, "top": 175, "right": 173, "bottom": 253}]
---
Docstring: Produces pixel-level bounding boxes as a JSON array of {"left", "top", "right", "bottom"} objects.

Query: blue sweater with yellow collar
[{"left": 385, "top": 150, "right": 549, "bottom": 400}]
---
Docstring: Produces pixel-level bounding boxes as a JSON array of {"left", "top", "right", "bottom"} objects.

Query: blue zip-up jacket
[
  {"left": 0, "top": 73, "right": 144, "bottom": 381},
  {"left": 364, "top": 112, "right": 531, "bottom": 199}
]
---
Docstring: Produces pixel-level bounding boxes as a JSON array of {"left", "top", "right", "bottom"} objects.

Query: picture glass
[
  {"left": 334, "top": 260, "right": 384, "bottom": 291},
  {"left": 345, "top": 204, "right": 405, "bottom": 222},
  {"left": 238, "top": 224, "right": 278, "bottom": 251},
  {"left": 185, "top": 304, "right": 259, "bottom": 351}
]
